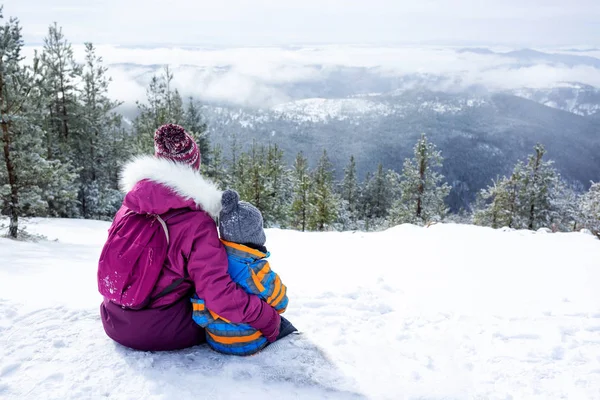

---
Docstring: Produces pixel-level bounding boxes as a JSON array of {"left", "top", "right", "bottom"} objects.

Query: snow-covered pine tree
[
  {"left": 549, "top": 179, "right": 579, "bottom": 232},
  {"left": 389, "top": 133, "right": 450, "bottom": 226},
  {"left": 264, "top": 143, "right": 291, "bottom": 228},
  {"left": 520, "top": 144, "right": 560, "bottom": 230},
  {"left": 0, "top": 9, "right": 31, "bottom": 237},
  {"left": 474, "top": 167, "right": 523, "bottom": 229},
  {"left": 133, "top": 66, "right": 184, "bottom": 154},
  {"left": 290, "top": 151, "right": 311, "bottom": 232},
  {"left": 40, "top": 23, "right": 82, "bottom": 156},
  {"left": 203, "top": 144, "right": 227, "bottom": 189},
  {"left": 0, "top": 10, "right": 78, "bottom": 236},
  {"left": 133, "top": 76, "right": 165, "bottom": 153},
  {"left": 308, "top": 150, "right": 339, "bottom": 231},
  {"left": 234, "top": 141, "right": 273, "bottom": 225},
  {"left": 77, "top": 43, "right": 123, "bottom": 218},
  {"left": 338, "top": 155, "right": 360, "bottom": 229},
  {"left": 475, "top": 144, "right": 567, "bottom": 231},
  {"left": 227, "top": 134, "right": 243, "bottom": 191},
  {"left": 184, "top": 97, "right": 210, "bottom": 165},
  {"left": 233, "top": 142, "right": 290, "bottom": 228},
  {"left": 163, "top": 66, "right": 185, "bottom": 124},
  {"left": 578, "top": 182, "right": 600, "bottom": 237},
  {"left": 357, "top": 171, "right": 372, "bottom": 230},
  {"left": 366, "top": 164, "right": 397, "bottom": 218}
]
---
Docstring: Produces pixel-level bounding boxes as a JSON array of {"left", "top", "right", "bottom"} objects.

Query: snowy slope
[
  {"left": 1, "top": 219, "right": 600, "bottom": 399},
  {"left": 272, "top": 98, "right": 394, "bottom": 122},
  {"left": 512, "top": 84, "right": 600, "bottom": 116}
]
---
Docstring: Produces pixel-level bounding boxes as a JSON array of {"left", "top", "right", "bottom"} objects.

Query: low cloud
[{"left": 22, "top": 44, "right": 600, "bottom": 108}]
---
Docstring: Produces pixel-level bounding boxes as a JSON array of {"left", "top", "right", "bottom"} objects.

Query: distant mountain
[
  {"left": 108, "top": 51, "right": 600, "bottom": 213},
  {"left": 511, "top": 84, "right": 600, "bottom": 116},
  {"left": 204, "top": 91, "right": 600, "bottom": 211},
  {"left": 457, "top": 47, "right": 600, "bottom": 68},
  {"left": 110, "top": 57, "right": 600, "bottom": 113}
]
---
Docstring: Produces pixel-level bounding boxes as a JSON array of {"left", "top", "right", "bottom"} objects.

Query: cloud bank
[{"left": 21, "top": 44, "right": 600, "bottom": 108}]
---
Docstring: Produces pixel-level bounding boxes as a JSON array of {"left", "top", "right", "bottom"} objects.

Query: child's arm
[{"left": 252, "top": 259, "right": 288, "bottom": 314}]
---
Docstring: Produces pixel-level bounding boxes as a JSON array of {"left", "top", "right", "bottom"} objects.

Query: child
[{"left": 191, "top": 189, "right": 296, "bottom": 356}]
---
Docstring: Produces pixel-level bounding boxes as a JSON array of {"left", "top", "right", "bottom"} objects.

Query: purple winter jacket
[{"left": 99, "top": 156, "right": 280, "bottom": 351}]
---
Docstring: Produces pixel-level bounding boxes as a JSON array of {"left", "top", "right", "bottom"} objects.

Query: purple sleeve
[{"left": 187, "top": 218, "right": 280, "bottom": 341}]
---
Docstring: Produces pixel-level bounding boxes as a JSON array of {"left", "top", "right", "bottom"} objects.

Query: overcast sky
[{"left": 4, "top": 0, "right": 600, "bottom": 47}]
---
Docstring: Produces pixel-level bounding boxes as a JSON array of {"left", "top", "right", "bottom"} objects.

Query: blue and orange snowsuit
[{"left": 191, "top": 240, "right": 288, "bottom": 356}]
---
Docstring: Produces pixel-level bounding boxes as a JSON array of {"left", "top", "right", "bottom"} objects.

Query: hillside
[
  {"left": 204, "top": 91, "right": 600, "bottom": 210},
  {"left": 1, "top": 219, "right": 599, "bottom": 399}
]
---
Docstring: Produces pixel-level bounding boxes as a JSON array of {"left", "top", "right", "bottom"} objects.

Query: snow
[
  {"left": 267, "top": 96, "right": 487, "bottom": 123},
  {"left": 272, "top": 98, "right": 394, "bottom": 122},
  {"left": 512, "top": 85, "right": 600, "bottom": 116},
  {"left": 1, "top": 219, "right": 600, "bottom": 399}
]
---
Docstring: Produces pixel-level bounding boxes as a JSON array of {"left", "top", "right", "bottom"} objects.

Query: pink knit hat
[{"left": 154, "top": 124, "right": 201, "bottom": 170}]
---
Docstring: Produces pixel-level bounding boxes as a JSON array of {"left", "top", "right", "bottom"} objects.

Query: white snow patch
[
  {"left": 271, "top": 98, "right": 393, "bottom": 122},
  {"left": 0, "top": 219, "right": 599, "bottom": 399}
]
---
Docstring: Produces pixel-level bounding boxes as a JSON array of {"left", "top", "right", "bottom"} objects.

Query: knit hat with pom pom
[
  {"left": 218, "top": 189, "right": 266, "bottom": 247},
  {"left": 154, "top": 123, "right": 200, "bottom": 170}
]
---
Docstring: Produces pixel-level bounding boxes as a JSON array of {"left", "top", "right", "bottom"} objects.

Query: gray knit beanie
[{"left": 218, "top": 189, "right": 266, "bottom": 247}]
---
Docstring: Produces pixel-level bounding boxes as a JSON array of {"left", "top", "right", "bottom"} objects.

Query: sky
[
  {"left": 4, "top": 0, "right": 600, "bottom": 47},
  {"left": 7, "top": 1, "right": 600, "bottom": 108}
]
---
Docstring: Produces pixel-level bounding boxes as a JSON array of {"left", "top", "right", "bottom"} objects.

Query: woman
[{"left": 98, "top": 124, "right": 281, "bottom": 351}]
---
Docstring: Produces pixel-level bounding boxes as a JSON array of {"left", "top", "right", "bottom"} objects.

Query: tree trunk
[
  {"left": 60, "top": 75, "right": 69, "bottom": 139},
  {"left": 528, "top": 150, "right": 543, "bottom": 230},
  {"left": 1, "top": 121, "right": 19, "bottom": 238},
  {"left": 416, "top": 155, "right": 426, "bottom": 219},
  {"left": 47, "top": 106, "right": 54, "bottom": 159},
  {"left": 302, "top": 189, "right": 306, "bottom": 232},
  {"left": 528, "top": 204, "right": 535, "bottom": 230}
]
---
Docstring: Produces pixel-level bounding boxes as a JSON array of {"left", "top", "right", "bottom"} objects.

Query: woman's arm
[{"left": 187, "top": 218, "right": 280, "bottom": 342}]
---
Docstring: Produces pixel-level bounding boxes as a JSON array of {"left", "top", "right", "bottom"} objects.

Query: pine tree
[
  {"left": 231, "top": 142, "right": 290, "bottom": 228},
  {"left": 0, "top": 10, "right": 32, "bottom": 237},
  {"left": 133, "top": 66, "right": 184, "bottom": 154},
  {"left": 0, "top": 10, "right": 78, "bottom": 236},
  {"left": 308, "top": 150, "right": 339, "bottom": 231},
  {"left": 339, "top": 155, "right": 359, "bottom": 229},
  {"left": 228, "top": 134, "right": 242, "bottom": 191},
  {"left": 77, "top": 43, "right": 123, "bottom": 218},
  {"left": 520, "top": 144, "right": 559, "bottom": 230},
  {"left": 290, "top": 152, "right": 311, "bottom": 231},
  {"left": 164, "top": 66, "right": 185, "bottom": 123},
  {"left": 203, "top": 144, "right": 227, "bottom": 189},
  {"left": 578, "top": 182, "right": 600, "bottom": 236},
  {"left": 40, "top": 23, "right": 82, "bottom": 154},
  {"left": 475, "top": 144, "right": 566, "bottom": 231},
  {"left": 474, "top": 168, "right": 523, "bottom": 229},
  {"left": 364, "top": 164, "right": 397, "bottom": 218},
  {"left": 184, "top": 97, "right": 209, "bottom": 165},
  {"left": 389, "top": 134, "right": 450, "bottom": 225},
  {"left": 235, "top": 142, "right": 272, "bottom": 225},
  {"left": 264, "top": 144, "right": 291, "bottom": 227},
  {"left": 549, "top": 179, "right": 579, "bottom": 232}
]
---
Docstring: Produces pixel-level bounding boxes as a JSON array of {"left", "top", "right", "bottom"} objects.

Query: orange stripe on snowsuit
[
  {"left": 220, "top": 240, "right": 265, "bottom": 258},
  {"left": 273, "top": 284, "right": 287, "bottom": 307},
  {"left": 257, "top": 262, "right": 271, "bottom": 281},
  {"left": 267, "top": 276, "right": 281, "bottom": 304},
  {"left": 207, "top": 330, "right": 263, "bottom": 345},
  {"left": 192, "top": 303, "right": 205, "bottom": 311},
  {"left": 251, "top": 270, "right": 265, "bottom": 293},
  {"left": 209, "top": 309, "right": 230, "bottom": 323}
]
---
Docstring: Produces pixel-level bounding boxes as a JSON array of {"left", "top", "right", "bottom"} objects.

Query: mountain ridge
[{"left": 203, "top": 91, "right": 600, "bottom": 211}]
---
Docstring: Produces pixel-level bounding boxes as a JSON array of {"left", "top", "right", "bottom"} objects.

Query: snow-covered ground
[
  {"left": 1, "top": 219, "right": 600, "bottom": 399},
  {"left": 272, "top": 98, "right": 394, "bottom": 122}
]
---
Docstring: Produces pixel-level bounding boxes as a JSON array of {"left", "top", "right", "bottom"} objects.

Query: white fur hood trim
[{"left": 119, "top": 156, "right": 223, "bottom": 219}]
